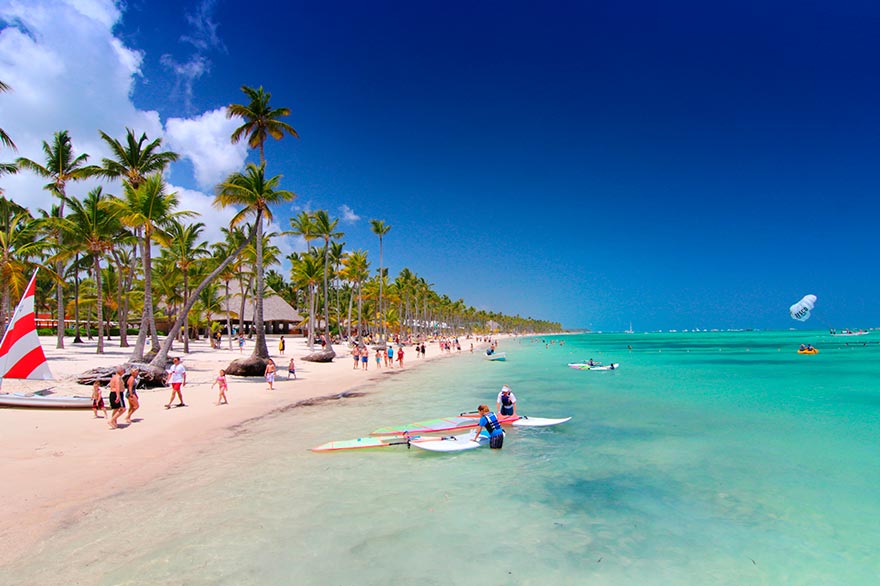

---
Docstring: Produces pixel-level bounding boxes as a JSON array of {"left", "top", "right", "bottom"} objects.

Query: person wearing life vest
[
  {"left": 474, "top": 404, "right": 504, "bottom": 449},
  {"left": 496, "top": 384, "right": 517, "bottom": 416}
]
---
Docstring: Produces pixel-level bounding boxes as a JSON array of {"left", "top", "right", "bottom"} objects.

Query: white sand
[{"left": 0, "top": 333, "right": 494, "bottom": 564}]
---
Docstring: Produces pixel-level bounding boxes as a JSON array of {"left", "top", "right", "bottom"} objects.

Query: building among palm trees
[{"left": 209, "top": 280, "right": 305, "bottom": 336}]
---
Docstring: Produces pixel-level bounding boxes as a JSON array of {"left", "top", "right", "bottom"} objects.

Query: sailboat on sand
[{"left": 0, "top": 271, "right": 91, "bottom": 408}]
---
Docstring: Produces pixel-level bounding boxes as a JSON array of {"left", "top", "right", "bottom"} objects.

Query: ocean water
[{"left": 4, "top": 332, "right": 880, "bottom": 585}]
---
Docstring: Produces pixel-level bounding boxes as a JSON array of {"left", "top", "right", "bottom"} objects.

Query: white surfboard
[
  {"left": 409, "top": 432, "right": 491, "bottom": 452},
  {"left": 511, "top": 416, "right": 572, "bottom": 427}
]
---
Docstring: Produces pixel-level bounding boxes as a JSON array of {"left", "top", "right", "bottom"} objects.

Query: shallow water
[{"left": 4, "top": 332, "right": 879, "bottom": 585}]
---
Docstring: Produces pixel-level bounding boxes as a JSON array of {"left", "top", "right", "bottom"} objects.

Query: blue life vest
[{"left": 481, "top": 412, "right": 502, "bottom": 436}]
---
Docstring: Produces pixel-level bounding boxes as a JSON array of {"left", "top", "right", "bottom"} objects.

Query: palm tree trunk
[
  {"left": 346, "top": 284, "right": 354, "bottom": 341},
  {"left": 356, "top": 282, "right": 363, "bottom": 344},
  {"left": 73, "top": 258, "right": 83, "bottom": 343},
  {"left": 55, "top": 260, "right": 65, "bottom": 348},
  {"left": 308, "top": 285, "right": 316, "bottom": 350},
  {"left": 182, "top": 272, "right": 190, "bottom": 353},
  {"left": 130, "top": 233, "right": 153, "bottom": 361},
  {"left": 225, "top": 279, "right": 233, "bottom": 350},
  {"left": 94, "top": 256, "right": 104, "bottom": 354},
  {"left": 322, "top": 240, "right": 333, "bottom": 350},
  {"left": 252, "top": 214, "right": 269, "bottom": 358}
]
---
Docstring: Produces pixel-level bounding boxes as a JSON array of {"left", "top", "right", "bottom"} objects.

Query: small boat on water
[
  {"left": 0, "top": 271, "right": 91, "bottom": 408},
  {"left": 830, "top": 328, "right": 869, "bottom": 337},
  {"left": 484, "top": 351, "right": 507, "bottom": 361}
]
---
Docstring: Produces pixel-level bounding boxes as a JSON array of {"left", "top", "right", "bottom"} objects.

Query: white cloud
[
  {"left": 339, "top": 204, "right": 360, "bottom": 223},
  {"left": 0, "top": 0, "right": 161, "bottom": 208},
  {"left": 165, "top": 108, "right": 247, "bottom": 189},
  {"left": 0, "top": 0, "right": 247, "bottom": 216}
]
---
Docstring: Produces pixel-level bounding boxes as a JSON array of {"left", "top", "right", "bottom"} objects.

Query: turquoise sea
[{"left": 4, "top": 331, "right": 879, "bottom": 585}]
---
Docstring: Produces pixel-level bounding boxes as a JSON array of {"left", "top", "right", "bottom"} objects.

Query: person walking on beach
[
  {"left": 91, "top": 380, "right": 107, "bottom": 419},
  {"left": 361, "top": 346, "right": 369, "bottom": 370},
  {"left": 238, "top": 335, "right": 245, "bottom": 353},
  {"left": 279, "top": 336, "right": 285, "bottom": 355},
  {"left": 212, "top": 369, "right": 229, "bottom": 405},
  {"left": 474, "top": 404, "right": 504, "bottom": 449},
  {"left": 287, "top": 357, "right": 296, "bottom": 380},
  {"left": 124, "top": 367, "right": 140, "bottom": 424},
  {"left": 375, "top": 348, "right": 382, "bottom": 369},
  {"left": 352, "top": 346, "right": 360, "bottom": 370},
  {"left": 496, "top": 384, "right": 517, "bottom": 417},
  {"left": 164, "top": 357, "right": 187, "bottom": 408},
  {"left": 397, "top": 346, "right": 405, "bottom": 368},
  {"left": 265, "top": 359, "right": 276, "bottom": 390},
  {"left": 108, "top": 367, "right": 126, "bottom": 429},
  {"left": 387, "top": 345, "right": 394, "bottom": 367}
]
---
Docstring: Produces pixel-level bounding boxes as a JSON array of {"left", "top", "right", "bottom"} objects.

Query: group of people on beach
[
  {"left": 91, "top": 365, "right": 141, "bottom": 429},
  {"left": 350, "top": 345, "right": 405, "bottom": 369}
]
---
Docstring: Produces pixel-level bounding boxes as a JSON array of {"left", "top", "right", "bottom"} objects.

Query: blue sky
[{"left": 2, "top": 0, "right": 879, "bottom": 330}]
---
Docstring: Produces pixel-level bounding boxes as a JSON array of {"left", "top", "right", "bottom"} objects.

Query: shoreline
[{"left": 0, "top": 333, "right": 504, "bottom": 565}]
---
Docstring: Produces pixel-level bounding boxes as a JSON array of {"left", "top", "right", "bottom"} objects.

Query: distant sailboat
[{"left": 625, "top": 322, "right": 634, "bottom": 334}]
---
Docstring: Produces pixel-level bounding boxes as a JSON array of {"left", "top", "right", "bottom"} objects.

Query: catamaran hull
[{"left": 0, "top": 393, "right": 92, "bottom": 408}]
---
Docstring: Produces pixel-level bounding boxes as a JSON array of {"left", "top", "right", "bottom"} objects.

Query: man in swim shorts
[
  {"left": 108, "top": 366, "right": 126, "bottom": 429},
  {"left": 164, "top": 357, "right": 187, "bottom": 408}
]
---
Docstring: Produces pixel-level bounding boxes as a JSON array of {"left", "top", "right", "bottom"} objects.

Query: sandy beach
[{"left": 0, "top": 334, "right": 491, "bottom": 565}]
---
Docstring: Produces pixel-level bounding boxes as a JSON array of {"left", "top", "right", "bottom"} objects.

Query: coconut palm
[
  {"left": 212, "top": 226, "right": 248, "bottom": 349},
  {"left": 95, "top": 128, "right": 179, "bottom": 191},
  {"left": 369, "top": 219, "right": 391, "bottom": 342},
  {"left": 0, "top": 197, "right": 44, "bottom": 330},
  {"left": 291, "top": 252, "right": 322, "bottom": 350},
  {"left": 227, "top": 85, "right": 298, "bottom": 165},
  {"left": 162, "top": 219, "right": 210, "bottom": 353},
  {"left": 0, "top": 80, "right": 15, "bottom": 152},
  {"left": 106, "top": 174, "right": 193, "bottom": 360},
  {"left": 340, "top": 249, "right": 369, "bottom": 342},
  {"left": 311, "top": 210, "right": 342, "bottom": 351},
  {"left": 56, "top": 188, "right": 121, "bottom": 353},
  {"left": 16, "top": 130, "right": 95, "bottom": 348},
  {"left": 215, "top": 162, "right": 294, "bottom": 360}
]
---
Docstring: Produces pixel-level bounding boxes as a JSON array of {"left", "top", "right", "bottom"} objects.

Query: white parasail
[{"left": 789, "top": 294, "right": 817, "bottom": 322}]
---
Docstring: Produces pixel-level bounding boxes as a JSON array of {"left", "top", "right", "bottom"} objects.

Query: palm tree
[
  {"left": 227, "top": 85, "right": 298, "bottom": 165},
  {"left": 0, "top": 80, "right": 15, "bottom": 152},
  {"left": 162, "top": 219, "right": 209, "bottom": 353},
  {"left": 215, "top": 162, "right": 294, "bottom": 360},
  {"left": 288, "top": 210, "right": 317, "bottom": 250},
  {"left": 17, "top": 130, "right": 95, "bottom": 348},
  {"left": 212, "top": 226, "right": 248, "bottom": 349},
  {"left": 106, "top": 174, "right": 193, "bottom": 361},
  {"left": 95, "top": 128, "right": 179, "bottom": 191},
  {"left": 0, "top": 197, "right": 45, "bottom": 330},
  {"left": 340, "top": 250, "right": 369, "bottom": 342},
  {"left": 369, "top": 219, "right": 391, "bottom": 342},
  {"left": 57, "top": 188, "right": 120, "bottom": 353},
  {"left": 312, "top": 210, "right": 342, "bottom": 352},
  {"left": 291, "top": 252, "right": 322, "bottom": 350}
]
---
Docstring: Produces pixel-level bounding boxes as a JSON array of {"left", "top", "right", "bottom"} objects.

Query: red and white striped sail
[{"left": 0, "top": 271, "right": 52, "bottom": 380}]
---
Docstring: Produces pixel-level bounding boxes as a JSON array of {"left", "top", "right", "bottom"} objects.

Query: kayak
[
  {"left": 568, "top": 363, "right": 619, "bottom": 371},
  {"left": 797, "top": 349, "right": 819, "bottom": 355},
  {"left": 409, "top": 432, "right": 496, "bottom": 453}
]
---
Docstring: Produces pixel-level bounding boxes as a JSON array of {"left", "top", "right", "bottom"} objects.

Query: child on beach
[
  {"left": 279, "top": 336, "right": 285, "bottom": 355},
  {"left": 91, "top": 380, "right": 107, "bottom": 419},
  {"left": 212, "top": 369, "right": 229, "bottom": 405},
  {"left": 288, "top": 358, "right": 296, "bottom": 380},
  {"left": 238, "top": 335, "right": 245, "bottom": 353},
  {"left": 375, "top": 349, "right": 382, "bottom": 368},
  {"left": 265, "top": 359, "right": 276, "bottom": 390},
  {"left": 397, "top": 347, "right": 405, "bottom": 368}
]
